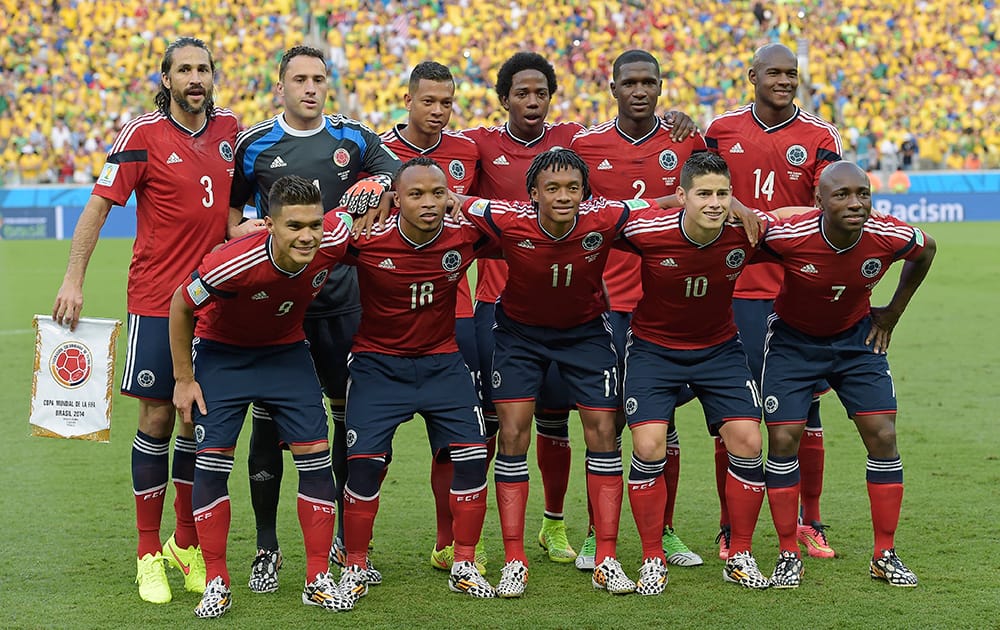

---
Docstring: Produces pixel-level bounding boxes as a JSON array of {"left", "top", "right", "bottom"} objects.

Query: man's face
[
  {"left": 749, "top": 48, "right": 798, "bottom": 111},
  {"left": 501, "top": 69, "right": 551, "bottom": 137},
  {"left": 405, "top": 79, "right": 454, "bottom": 137},
  {"left": 278, "top": 55, "right": 329, "bottom": 127},
  {"left": 611, "top": 61, "right": 661, "bottom": 124},
  {"left": 396, "top": 164, "right": 449, "bottom": 235},
  {"left": 677, "top": 172, "right": 732, "bottom": 233},
  {"left": 267, "top": 203, "right": 325, "bottom": 271},
  {"left": 163, "top": 46, "right": 214, "bottom": 115},
  {"left": 817, "top": 165, "right": 872, "bottom": 232},
  {"left": 531, "top": 166, "right": 585, "bottom": 228}
]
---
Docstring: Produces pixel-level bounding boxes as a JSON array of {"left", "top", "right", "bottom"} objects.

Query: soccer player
[
  {"left": 51, "top": 37, "right": 240, "bottom": 604},
  {"left": 463, "top": 148, "right": 664, "bottom": 598},
  {"left": 377, "top": 61, "right": 487, "bottom": 573},
  {"left": 228, "top": 45, "right": 401, "bottom": 592},
  {"left": 571, "top": 49, "right": 706, "bottom": 569},
  {"left": 336, "top": 158, "right": 495, "bottom": 603},
  {"left": 170, "top": 176, "right": 354, "bottom": 617},
  {"left": 757, "top": 161, "right": 935, "bottom": 588},
  {"left": 705, "top": 42, "right": 843, "bottom": 560},
  {"left": 618, "top": 153, "right": 772, "bottom": 594}
]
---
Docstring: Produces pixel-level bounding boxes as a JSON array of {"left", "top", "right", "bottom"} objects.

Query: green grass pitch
[{"left": 0, "top": 222, "right": 997, "bottom": 628}]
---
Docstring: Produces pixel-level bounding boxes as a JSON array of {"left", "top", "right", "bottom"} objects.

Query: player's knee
[
  {"left": 139, "top": 401, "right": 175, "bottom": 437},
  {"left": 720, "top": 426, "right": 761, "bottom": 458},
  {"left": 766, "top": 425, "right": 802, "bottom": 456},
  {"left": 346, "top": 456, "right": 385, "bottom": 497},
  {"left": 449, "top": 444, "right": 488, "bottom": 491}
]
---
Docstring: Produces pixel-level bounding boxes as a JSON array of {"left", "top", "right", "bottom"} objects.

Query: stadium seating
[{"left": 1, "top": 0, "right": 997, "bottom": 184}]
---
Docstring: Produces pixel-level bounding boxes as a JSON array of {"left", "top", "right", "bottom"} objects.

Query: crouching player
[
  {"left": 169, "top": 176, "right": 353, "bottom": 617},
  {"left": 758, "top": 161, "right": 935, "bottom": 588},
  {"left": 619, "top": 153, "right": 773, "bottom": 593},
  {"left": 337, "top": 157, "right": 497, "bottom": 605}
]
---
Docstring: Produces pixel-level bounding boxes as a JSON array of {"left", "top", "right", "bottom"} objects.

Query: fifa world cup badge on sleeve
[{"left": 29, "top": 315, "right": 122, "bottom": 442}]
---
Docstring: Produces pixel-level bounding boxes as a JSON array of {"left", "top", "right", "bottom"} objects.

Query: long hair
[{"left": 154, "top": 37, "right": 216, "bottom": 118}]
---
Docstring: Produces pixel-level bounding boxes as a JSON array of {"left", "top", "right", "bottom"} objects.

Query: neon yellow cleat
[
  {"left": 136, "top": 552, "right": 172, "bottom": 604},
  {"left": 164, "top": 533, "right": 207, "bottom": 593}
]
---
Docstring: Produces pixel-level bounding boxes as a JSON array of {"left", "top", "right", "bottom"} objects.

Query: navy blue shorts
[
  {"left": 121, "top": 314, "right": 174, "bottom": 401},
  {"left": 761, "top": 315, "right": 896, "bottom": 425},
  {"left": 303, "top": 310, "right": 360, "bottom": 402},
  {"left": 191, "top": 339, "right": 328, "bottom": 452},
  {"left": 490, "top": 302, "right": 618, "bottom": 411},
  {"left": 474, "top": 301, "right": 573, "bottom": 414},
  {"left": 455, "top": 316, "right": 479, "bottom": 395},
  {"left": 624, "top": 333, "right": 761, "bottom": 436},
  {"left": 344, "top": 351, "right": 485, "bottom": 457}
]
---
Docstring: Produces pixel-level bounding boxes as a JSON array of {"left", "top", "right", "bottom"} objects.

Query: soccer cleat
[
  {"left": 770, "top": 550, "right": 804, "bottom": 589},
  {"left": 575, "top": 529, "right": 597, "bottom": 571},
  {"left": 338, "top": 564, "right": 369, "bottom": 602},
  {"left": 430, "top": 544, "right": 454, "bottom": 571},
  {"left": 474, "top": 540, "right": 488, "bottom": 575},
  {"left": 797, "top": 521, "right": 836, "bottom": 558},
  {"left": 329, "top": 536, "right": 348, "bottom": 568},
  {"left": 716, "top": 525, "right": 732, "bottom": 561},
  {"left": 194, "top": 576, "right": 232, "bottom": 619},
  {"left": 635, "top": 557, "right": 669, "bottom": 596},
  {"left": 163, "top": 534, "right": 207, "bottom": 594},
  {"left": 870, "top": 549, "right": 918, "bottom": 587},
  {"left": 449, "top": 560, "right": 497, "bottom": 598},
  {"left": 136, "top": 552, "right": 172, "bottom": 604},
  {"left": 496, "top": 560, "right": 528, "bottom": 598},
  {"left": 723, "top": 551, "right": 771, "bottom": 590},
  {"left": 662, "top": 527, "right": 704, "bottom": 566},
  {"left": 592, "top": 557, "right": 636, "bottom": 595},
  {"left": 537, "top": 517, "right": 578, "bottom": 563},
  {"left": 303, "top": 571, "right": 353, "bottom": 611},
  {"left": 248, "top": 548, "right": 282, "bottom": 594}
]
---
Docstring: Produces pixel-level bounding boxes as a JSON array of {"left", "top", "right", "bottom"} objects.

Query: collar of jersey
[
  {"left": 536, "top": 214, "right": 578, "bottom": 241},
  {"left": 166, "top": 112, "right": 208, "bottom": 137},
  {"left": 393, "top": 124, "right": 442, "bottom": 154},
  {"left": 397, "top": 215, "right": 444, "bottom": 249},
  {"left": 750, "top": 104, "right": 800, "bottom": 133},
  {"left": 819, "top": 214, "right": 863, "bottom": 253},
  {"left": 678, "top": 210, "right": 725, "bottom": 248},
  {"left": 278, "top": 113, "right": 327, "bottom": 138},
  {"left": 267, "top": 235, "right": 311, "bottom": 277},
  {"left": 614, "top": 117, "right": 659, "bottom": 145},
  {"left": 505, "top": 122, "right": 546, "bottom": 147}
]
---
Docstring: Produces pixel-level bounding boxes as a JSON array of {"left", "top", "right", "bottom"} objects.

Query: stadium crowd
[{"left": 2, "top": 0, "right": 998, "bottom": 184}]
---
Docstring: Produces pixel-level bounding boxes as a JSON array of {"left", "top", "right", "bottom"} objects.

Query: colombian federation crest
[
  {"left": 312, "top": 269, "right": 329, "bottom": 288},
  {"left": 764, "top": 395, "right": 779, "bottom": 414},
  {"left": 726, "top": 248, "right": 747, "bottom": 269},
  {"left": 625, "top": 397, "right": 638, "bottom": 415},
  {"left": 658, "top": 149, "right": 678, "bottom": 171},
  {"left": 582, "top": 232, "right": 604, "bottom": 251},
  {"left": 194, "top": 425, "right": 205, "bottom": 444},
  {"left": 333, "top": 148, "right": 351, "bottom": 167},
  {"left": 786, "top": 144, "right": 807, "bottom": 166},
  {"left": 861, "top": 258, "right": 882, "bottom": 278},
  {"left": 449, "top": 160, "right": 466, "bottom": 181},
  {"left": 219, "top": 141, "right": 234, "bottom": 162},
  {"left": 442, "top": 250, "right": 462, "bottom": 272},
  {"left": 50, "top": 342, "right": 93, "bottom": 389}
]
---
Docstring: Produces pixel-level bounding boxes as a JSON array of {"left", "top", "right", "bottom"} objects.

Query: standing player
[
  {"left": 170, "top": 176, "right": 354, "bottom": 617},
  {"left": 378, "top": 61, "right": 487, "bottom": 573},
  {"left": 51, "top": 37, "right": 240, "bottom": 604},
  {"left": 705, "top": 43, "right": 843, "bottom": 560},
  {"left": 618, "top": 153, "right": 772, "bottom": 594},
  {"left": 336, "top": 158, "right": 496, "bottom": 604},
  {"left": 571, "top": 49, "right": 706, "bottom": 569},
  {"left": 228, "top": 45, "right": 401, "bottom": 592},
  {"left": 757, "top": 161, "right": 935, "bottom": 588}
]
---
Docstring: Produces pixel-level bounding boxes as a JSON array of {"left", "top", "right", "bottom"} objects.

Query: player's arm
[
  {"left": 52, "top": 194, "right": 114, "bottom": 330},
  {"left": 866, "top": 231, "right": 937, "bottom": 354},
  {"left": 770, "top": 205, "right": 816, "bottom": 219},
  {"left": 349, "top": 192, "right": 394, "bottom": 240},
  {"left": 168, "top": 284, "right": 206, "bottom": 424},
  {"left": 227, "top": 206, "right": 266, "bottom": 239}
]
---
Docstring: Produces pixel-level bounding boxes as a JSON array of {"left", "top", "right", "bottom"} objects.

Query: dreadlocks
[
  {"left": 525, "top": 148, "right": 591, "bottom": 200},
  {"left": 154, "top": 37, "right": 216, "bottom": 118}
]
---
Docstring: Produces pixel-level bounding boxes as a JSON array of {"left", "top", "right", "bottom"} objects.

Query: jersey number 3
[{"left": 200, "top": 176, "right": 214, "bottom": 208}]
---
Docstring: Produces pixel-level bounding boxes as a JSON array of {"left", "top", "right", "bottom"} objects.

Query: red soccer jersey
[
  {"left": 380, "top": 125, "right": 480, "bottom": 318},
  {"left": 572, "top": 119, "right": 708, "bottom": 312},
  {"left": 94, "top": 108, "right": 241, "bottom": 316},
  {"left": 182, "top": 213, "right": 350, "bottom": 346},
  {"left": 343, "top": 214, "right": 491, "bottom": 356},
  {"left": 465, "top": 195, "right": 646, "bottom": 329},
  {"left": 760, "top": 210, "right": 927, "bottom": 337},
  {"left": 463, "top": 122, "right": 584, "bottom": 303},
  {"left": 706, "top": 105, "right": 842, "bottom": 300},
  {"left": 618, "top": 207, "right": 770, "bottom": 350}
]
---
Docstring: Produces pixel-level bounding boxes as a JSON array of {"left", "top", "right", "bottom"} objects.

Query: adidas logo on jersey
[
  {"left": 800, "top": 264, "right": 819, "bottom": 274},
  {"left": 492, "top": 155, "right": 510, "bottom": 166},
  {"left": 378, "top": 258, "right": 396, "bottom": 270},
  {"left": 659, "top": 258, "right": 678, "bottom": 267},
  {"left": 251, "top": 291, "right": 269, "bottom": 300},
  {"left": 730, "top": 143, "right": 745, "bottom": 154},
  {"left": 516, "top": 239, "right": 535, "bottom": 249},
  {"left": 597, "top": 159, "right": 613, "bottom": 170},
  {"left": 166, "top": 152, "right": 183, "bottom": 164},
  {"left": 270, "top": 155, "right": 287, "bottom": 168}
]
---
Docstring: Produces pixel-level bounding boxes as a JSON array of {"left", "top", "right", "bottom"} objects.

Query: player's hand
[
  {"left": 229, "top": 218, "right": 266, "bottom": 239},
  {"left": 726, "top": 198, "right": 763, "bottom": 246},
  {"left": 340, "top": 174, "right": 392, "bottom": 215},
  {"left": 351, "top": 191, "right": 394, "bottom": 240},
  {"left": 446, "top": 191, "right": 466, "bottom": 221},
  {"left": 866, "top": 306, "right": 901, "bottom": 354},
  {"left": 663, "top": 110, "right": 699, "bottom": 142},
  {"left": 52, "top": 281, "right": 84, "bottom": 331},
  {"left": 173, "top": 379, "right": 207, "bottom": 425}
]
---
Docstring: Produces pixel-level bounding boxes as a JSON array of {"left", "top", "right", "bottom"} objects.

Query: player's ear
[
  {"left": 676, "top": 186, "right": 687, "bottom": 206},
  {"left": 748, "top": 67, "right": 757, "bottom": 86},
  {"left": 403, "top": 93, "right": 413, "bottom": 112},
  {"left": 499, "top": 96, "right": 510, "bottom": 112},
  {"left": 392, "top": 191, "right": 400, "bottom": 208},
  {"left": 161, "top": 72, "right": 170, "bottom": 90},
  {"left": 264, "top": 215, "right": 275, "bottom": 231}
]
